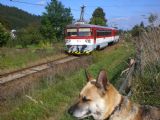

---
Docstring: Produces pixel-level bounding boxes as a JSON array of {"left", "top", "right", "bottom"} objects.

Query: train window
[
  {"left": 106, "top": 30, "right": 112, "bottom": 36},
  {"left": 67, "top": 29, "right": 78, "bottom": 36},
  {"left": 97, "top": 30, "right": 112, "bottom": 36},
  {"left": 79, "top": 28, "right": 91, "bottom": 36}
]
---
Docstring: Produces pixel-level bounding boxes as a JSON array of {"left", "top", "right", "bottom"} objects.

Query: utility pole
[{"left": 79, "top": 5, "right": 86, "bottom": 22}]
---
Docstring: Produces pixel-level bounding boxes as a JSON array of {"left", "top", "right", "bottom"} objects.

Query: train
[{"left": 65, "top": 22, "right": 119, "bottom": 55}]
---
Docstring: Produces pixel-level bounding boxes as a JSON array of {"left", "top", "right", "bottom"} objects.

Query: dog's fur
[{"left": 68, "top": 70, "right": 160, "bottom": 120}]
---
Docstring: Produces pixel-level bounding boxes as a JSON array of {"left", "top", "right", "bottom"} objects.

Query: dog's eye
[{"left": 82, "top": 96, "right": 90, "bottom": 102}]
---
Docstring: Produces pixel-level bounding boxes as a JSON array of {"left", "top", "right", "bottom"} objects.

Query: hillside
[{"left": 0, "top": 4, "right": 41, "bottom": 29}]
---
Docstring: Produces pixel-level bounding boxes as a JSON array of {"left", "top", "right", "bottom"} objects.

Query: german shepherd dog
[{"left": 68, "top": 70, "right": 160, "bottom": 120}]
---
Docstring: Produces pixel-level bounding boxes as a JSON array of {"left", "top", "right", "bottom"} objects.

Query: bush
[
  {"left": 0, "top": 23, "right": 11, "bottom": 47},
  {"left": 16, "top": 23, "right": 44, "bottom": 48}
]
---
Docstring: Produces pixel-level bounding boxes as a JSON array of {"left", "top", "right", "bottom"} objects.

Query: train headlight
[{"left": 85, "top": 39, "right": 91, "bottom": 43}]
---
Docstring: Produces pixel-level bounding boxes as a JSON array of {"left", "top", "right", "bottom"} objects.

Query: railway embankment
[{"left": 0, "top": 56, "right": 93, "bottom": 99}]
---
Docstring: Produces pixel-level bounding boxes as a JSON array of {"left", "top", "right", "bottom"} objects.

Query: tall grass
[
  {"left": 0, "top": 42, "right": 134, "bottom": 120},
  {"left": 131, "top": 27, "right": 160, "bottom": 106},
  {"left": 0, "top": 43, "right": 66, "bottom": 74},
  {"left": 133, "top": 27, "right": 160, "bottom": 74}
]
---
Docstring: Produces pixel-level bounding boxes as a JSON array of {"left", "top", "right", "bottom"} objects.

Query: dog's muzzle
[
  {"left": 68, "top": 104, "right": 92, "bottom": 119},
  {"left": 68, "top": 105, "right": 74, "bottom": 116}
]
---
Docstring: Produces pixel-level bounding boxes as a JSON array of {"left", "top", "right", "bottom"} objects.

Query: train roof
[{"left": 66, "top": 23, "right": 118, "bottom": 30}]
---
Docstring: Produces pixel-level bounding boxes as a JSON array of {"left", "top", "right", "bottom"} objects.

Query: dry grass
[
  {"left": 131, "top": 27, "right": 160, "bottom": 106},
  {"left": 133, "top": 27, "right": 160, "bottom": 74}
]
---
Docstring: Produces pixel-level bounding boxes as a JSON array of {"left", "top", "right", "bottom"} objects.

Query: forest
[{"left": 0, "top": 3, "right": 41, "bottom": 29}]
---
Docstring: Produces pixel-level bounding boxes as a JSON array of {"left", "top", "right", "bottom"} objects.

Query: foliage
[
  {"left": 131, "top": 23, "right": 145, "bottom": 37},
  {"left": 131, "top": 27, "right": 160, "bottom": 106},
  {"left": 0, "top": 4, "right": 41, "bottom": 29},
  {"left": 140, "top": 21, "right": 144, "bottom": 28},
  {"left": 133, "top": 27, "right": 160, "bottom": 74},
  {"left": 0, "top": 16, "right": 11, "bottom": 30},
  {"left": 131, "top": 66, "right": 160, "bottom": 106},
  {"left": 38, "top": 41, "right": 52, "bottom": 49},
  {"left": 0, "top": 43, "right": 66, "bottom": 74},
  {"left": 148, "top": 13, "right": 158, "bottom": 26},
  {"left": 40, "top": 0, "right": 73, "bottom": 42},
  {"left": 90, "top": 7, "right": 107, "bottom": 26},
  {"left": 0, "top": 42, "right": 135, "bottom": 120},
  {"left": 16, "top": 23, "right": 43, "bottom": 48},
  {"left": 0, "top": 23, "right": 11, "bottom": 47},
  {"left": 131, "top": 16, "right": 159, "bottom": 37},
  {"left": 0, "top": 4, "right": 43, "bottom": 47}
]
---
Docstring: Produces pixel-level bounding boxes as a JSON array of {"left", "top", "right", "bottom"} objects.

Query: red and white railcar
[{"left": 65, "top": 23, "right": 119, "bottom": 54}]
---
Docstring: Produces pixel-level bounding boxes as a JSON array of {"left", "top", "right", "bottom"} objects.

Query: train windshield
[
  {"left": 66, "top": 28, "right": 91, "bottom": 37},
  {"left": 78, "top": 28, "right": 91, "bottom": 36},
  {"left": 67, "top": 29, "right": 77, "bottom": 36}
]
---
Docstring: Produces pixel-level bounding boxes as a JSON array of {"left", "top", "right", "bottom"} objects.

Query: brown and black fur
[{"left": 68, "top": 70, "right": 160, "bottom": 120}]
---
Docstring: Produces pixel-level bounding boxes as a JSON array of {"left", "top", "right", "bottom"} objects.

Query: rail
[{"left": 0, "top": 56, "right": 79, "bottom": 84}]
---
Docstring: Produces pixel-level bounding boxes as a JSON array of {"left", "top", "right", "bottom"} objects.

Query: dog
[{"left": 68, "top": 70, "right": 160, "bottom": 120}]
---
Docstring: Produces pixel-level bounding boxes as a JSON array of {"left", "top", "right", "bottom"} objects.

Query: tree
[
  {"left": 131, "top": 25, "right": 141, "bottom": 37},
  {"left": 0, "top": 23, "right": 11, "bottom": 47},
  {"left": 16, "top": 23, "right": 43, "bottom": 47},
  {"left": 90, "top": 7, "right": 107, "bottom": 26},
  {"left": 140, "top": 21, "right": 144, "bottom": 28},
  {"left": 40, "top": 0, "right": 73, "bottom": 42},
  {"left": 148, "top": 13, "right": 158, "bottom": 26},
  {"left": 0, "top": 4, "right": 41, "bottom": 29},
  {"left": 0, "top": 16, "right": 11, "bottom": 30}
]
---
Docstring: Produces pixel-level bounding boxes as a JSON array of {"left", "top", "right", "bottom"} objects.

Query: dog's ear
[
  {"left": 96, "top": 69, "right": 109, "bottom": 91},
  {"left": 85, "top": 69, "right": 94, "bottom": 81}
]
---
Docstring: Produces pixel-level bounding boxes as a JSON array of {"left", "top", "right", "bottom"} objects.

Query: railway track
[{"left": 0, "top": 56, "right": 79, "bottom": 84}]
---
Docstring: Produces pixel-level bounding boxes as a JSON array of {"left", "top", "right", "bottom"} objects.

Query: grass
[
  {"left": 0, "top": 42, "right": 135, "bottom": 120},
  {"left": 131, "top": 27, "right": 160, "bottom": 106},
  {"left": 0, "top": 43, "right": 66, "bottom": 75},
  {"left": 131, "top": 66, "right": 160, "bottom": 106}
]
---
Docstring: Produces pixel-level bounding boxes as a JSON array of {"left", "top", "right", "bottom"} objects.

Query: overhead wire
[
  {"left": 7, "top": 0, "right": 159, "bottom": 21},
  {"left": 8, "top": 0, "right": 84, "bottom": 12},
  {"left": 9, "top": 0, "right": 46, "bottom": 6},
  {"left": 8, "top": 0, "right": 160, "bottom": 8},
  {"left": 85, "top": 4, "right": 160, "bottom": 8}
]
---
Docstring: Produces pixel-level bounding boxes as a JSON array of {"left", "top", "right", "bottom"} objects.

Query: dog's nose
[{"left": 68, "top": 106, "right": 74, "bottom": 115}]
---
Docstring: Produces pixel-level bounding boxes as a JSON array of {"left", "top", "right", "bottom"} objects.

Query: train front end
[{"left": 65, "top": 25, "right": 95, "bottom": 55}]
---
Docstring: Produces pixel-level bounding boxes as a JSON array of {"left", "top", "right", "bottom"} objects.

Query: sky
[{"left": 0, "top": 0, "right": 160, "bottom": 30}]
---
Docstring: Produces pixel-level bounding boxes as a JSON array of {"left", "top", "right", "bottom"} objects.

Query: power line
[
  {"left": 87, "top": 5, "right": 118, "bottom": 8},
  {"left": 8, "top": 0, "right": 160, "bottom": 9},
  {"left": 87, "top": 5, "right": 160, "bottom": 8},
  {"left": 9, "top": 0, "right": 87, "bottom": 14},
  {"left": 9, "top": 0, "right": 46, "bottom": 6},
  {"left": 70, "top": 8, "right": 80, "bottom": 12}
]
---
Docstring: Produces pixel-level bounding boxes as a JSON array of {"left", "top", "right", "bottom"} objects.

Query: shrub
[
  {"left": 16, "top": 23, "right": 43, "bottom": 48},
  {"left": 0, "top": 23, "right": 11, "bottom": 47}
]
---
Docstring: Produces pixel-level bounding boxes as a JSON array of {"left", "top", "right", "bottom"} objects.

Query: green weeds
[
  {"left": 0, "top": 43, "right": 66, "bottom": 74},
  {"left": 0, "top": 42, "right": 135, "bottom": 120}
]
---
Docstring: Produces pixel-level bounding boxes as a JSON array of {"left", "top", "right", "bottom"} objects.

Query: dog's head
[{"left": 68, "top": 70, "right": 120, "bottom": 119}]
